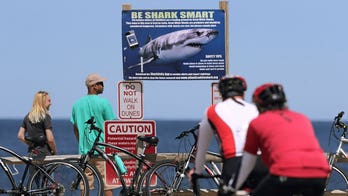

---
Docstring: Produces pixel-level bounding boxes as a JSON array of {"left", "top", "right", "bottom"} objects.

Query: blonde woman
[{"left": 18, "top": 91, "right": 57, "bottom": 159}]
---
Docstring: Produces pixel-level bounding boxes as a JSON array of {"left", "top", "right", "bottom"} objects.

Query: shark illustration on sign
[{"left": 128, "top": 28, "right": 218, "bottom": 70}]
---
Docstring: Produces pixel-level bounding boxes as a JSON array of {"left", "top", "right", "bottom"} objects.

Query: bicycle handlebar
[
  {"left": 85, "top": 116, "right": 95, "bottom": 125},
  {"left": 85, "top": 116, "right": 103, "bottom": 133},
  {"left": 334, "top": 111, "right": 347, "bottom": 130},
  {"left": 175, "top": 124, "right": 200, "bottom": 140}
]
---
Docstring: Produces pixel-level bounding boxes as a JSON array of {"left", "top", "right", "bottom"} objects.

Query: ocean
[
  {"left": 0, "top": 119, "right": 344, "bottom": 194},
  {"left": 0, "top": 119, "right": 338, "bottom": 156}
]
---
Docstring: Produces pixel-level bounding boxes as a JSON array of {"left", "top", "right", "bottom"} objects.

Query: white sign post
[
  {"left": 211, "top": 82, "right": 222, "bottom": 105},
  {"left": 118, "top": 81, "right": 143, "bottom": 120}
]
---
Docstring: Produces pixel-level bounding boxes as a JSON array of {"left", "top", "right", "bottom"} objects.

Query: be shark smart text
[{"left": 131, "top": 11, "right": 215, "bottom": 19}]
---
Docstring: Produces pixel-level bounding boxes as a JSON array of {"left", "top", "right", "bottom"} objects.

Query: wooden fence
[{"left": 1, "top": 153, "right": 347, "bottom": 196}]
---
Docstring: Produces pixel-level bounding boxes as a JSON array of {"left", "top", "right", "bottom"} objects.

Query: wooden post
[
  {"left": 122, "top": 4, "right": 131, "bottom": 11},
  {"left": 219, "top": 1, "right": 229, "bottom": 75}
]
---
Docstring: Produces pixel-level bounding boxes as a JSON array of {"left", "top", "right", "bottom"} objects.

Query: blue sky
[{"left": 1, "top": 0, "right": 347, "bottom": 121}]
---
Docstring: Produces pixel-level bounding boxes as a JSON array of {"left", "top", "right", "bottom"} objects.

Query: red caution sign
[{"left": 103, "top": 120, "right": 156, "bottom": 186}]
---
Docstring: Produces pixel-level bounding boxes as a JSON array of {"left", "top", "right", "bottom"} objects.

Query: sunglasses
[
  {"left": 95, "top": 82, "right": 104, "bottom": 87},
  {"left": 38, "top": 91, "right": 48, "bottom": 94}
]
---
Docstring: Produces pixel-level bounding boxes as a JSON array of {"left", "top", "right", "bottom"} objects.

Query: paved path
[{"left": 151, "top": 190, "right": 348, "bottom": 195}]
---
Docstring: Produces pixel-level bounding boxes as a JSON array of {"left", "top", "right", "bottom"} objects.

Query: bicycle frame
[
  {"left": 81, "top": 117, "right": 158, "bottom": 194},
  {"left": 142, "top": 124, "right": 222, "bottom": 196},
  {"left": 328, "top": 136, "right": 348, "bottom": 166},
  {"left": 328, "top": 112, "right": 348, "bottom": 167},
  {"left": 325, "top": 111, "right": 348, "bottom": 192},
  {"left": 174, "top": 124, "right": 222, "bottom": 189},
  {"left": 178, "top": 141, "right": 221, "bottom": 187},
  {"left": 93, "top": 141, "right": 153, "bottom": 190},
  {"left": 0, "top": 146, "right": 58, "bottom": 194}
]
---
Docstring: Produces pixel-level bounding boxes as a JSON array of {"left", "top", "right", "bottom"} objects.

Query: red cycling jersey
[{"left": 244, "top": 109, "right": 330, "bottom": 178}]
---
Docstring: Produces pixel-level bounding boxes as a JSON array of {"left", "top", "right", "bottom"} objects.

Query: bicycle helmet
[
  {"left": 252, "top": 83, "right": 287, "bottom": 107},
  {"left": 218, "top": 75, "right": 247, "bottom": 100}
]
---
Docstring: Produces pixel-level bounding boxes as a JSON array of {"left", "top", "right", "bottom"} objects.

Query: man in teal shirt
[{"left": 71, "top": 73, "right": 115, "bottom": 196}]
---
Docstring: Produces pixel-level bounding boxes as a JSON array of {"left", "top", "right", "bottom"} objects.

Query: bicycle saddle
[{"left": 137, "top": 136, "right": 159, "bottom": 146}]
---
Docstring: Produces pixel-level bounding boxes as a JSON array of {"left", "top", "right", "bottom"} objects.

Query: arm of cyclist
[
  {"left": 234, "top": 152, "right": 257, "bottom": 190},
  {"left": 194, "top": 115, "right": 214, "bottom": 174}
]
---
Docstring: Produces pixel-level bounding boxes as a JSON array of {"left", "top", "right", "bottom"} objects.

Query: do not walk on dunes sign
[{"left": 118, "top": 81, "right": 143, "bottom": 120}]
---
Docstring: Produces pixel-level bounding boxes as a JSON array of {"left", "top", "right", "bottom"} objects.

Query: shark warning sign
[{"left": 122, "top": 9, "right": 226, "bottom": 80}]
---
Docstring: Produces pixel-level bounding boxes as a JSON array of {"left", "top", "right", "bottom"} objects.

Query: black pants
[
  {"left": 251, "top": 174, "right": 327, "bottom": 196},
  {"left": 28, "top": 146, "right": 51, "bottom": 188},
  {"left": 218, "top": 156, "right": 268, "bottom": 196}
]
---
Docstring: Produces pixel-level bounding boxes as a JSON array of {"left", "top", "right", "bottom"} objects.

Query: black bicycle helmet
[
  {"left": 252, "top": 83, "right": 287, "bottom": 107},
  {"left": 218, "top": 75, "right": 247, "bottom": 100}
]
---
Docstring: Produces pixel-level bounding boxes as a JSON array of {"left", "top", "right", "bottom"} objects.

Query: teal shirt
[{"left": 70, "top": 95, "right": 115, "bottom": 154}]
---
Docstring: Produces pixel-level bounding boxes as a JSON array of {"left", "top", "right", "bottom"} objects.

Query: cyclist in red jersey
[
  {"left": 191, "top": 75, "right": 268, "bottom": 196},
  {"left": 233, "top": 83, "right": 331, "bottom": 196}
]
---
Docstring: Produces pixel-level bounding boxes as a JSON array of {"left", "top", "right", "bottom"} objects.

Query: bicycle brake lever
[
  {"left": 335, "top": 121, "right": 347, "bottom": 129},
  {"left": 335, "top": 111, "right": 344, "bottom": 120},
  {"left": 176, "top": 124, "right": 200, "bottom": 139},
  {"left": 175, "top": 132, "right": 188, "bottom": 139}
]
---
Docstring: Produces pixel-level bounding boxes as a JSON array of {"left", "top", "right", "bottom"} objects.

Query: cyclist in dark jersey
[{"left": 234, "top": 83, "right": 331, "bottom": 196}]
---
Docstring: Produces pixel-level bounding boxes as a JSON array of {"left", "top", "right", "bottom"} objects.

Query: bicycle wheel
[
  {"left": 145, "top": 160, "right": 190, "bottom": 196},
  {"left": 136, "top": 167, "right": 152, "bottom": 195},
  {"left": 27, "top": 160, "right": 89, "bottom": 196},
  {"left": 65, "top": 157, "right": 104, "bottom": 196},
  {"left": 325, "top": 165, "right": 348, "bottom": 192}
]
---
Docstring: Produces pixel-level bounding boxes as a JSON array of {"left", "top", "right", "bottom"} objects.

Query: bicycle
[
  {"left": 325, "top": 111, "right": 348, "bottom": 192},
  {"left": 65, "top": 154, "right": 104, "bottom": 196},
  {"left": 68, "top": 116, "right": 169, "bottom": 196},
  {"left": 0, "top": 145, "right": 89, "bottom": 195},
  {"left": 144, "top": 124, "right": 222, "bottom": 195}
]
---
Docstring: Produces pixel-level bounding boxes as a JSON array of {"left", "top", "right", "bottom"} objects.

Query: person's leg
[
  {"left": 29, "top": 149, "right": 47, "bottom": 188},
  {"left": 244, "top": 156, "right": 268, "bottom": 190},
  {"left": 218, "top": 157, "right": 242, "bottom": 196},
  {"left": 251, "top": 175, "right": 287, "bottom": 196},
  {"left": 104, "top": 189, "right": 113, "bottom": 196},
  {"left": 291, "top": 177, "right": 327, "bottom": 196},
  {"left": 80, "top": 166, "right": 94, "bottom": 195},
  {"left": 94, "top": 160, "right": 118, "bottom": 195},
  {"left": 252, "top": 175, "right": 327, "bottom": 196}
]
